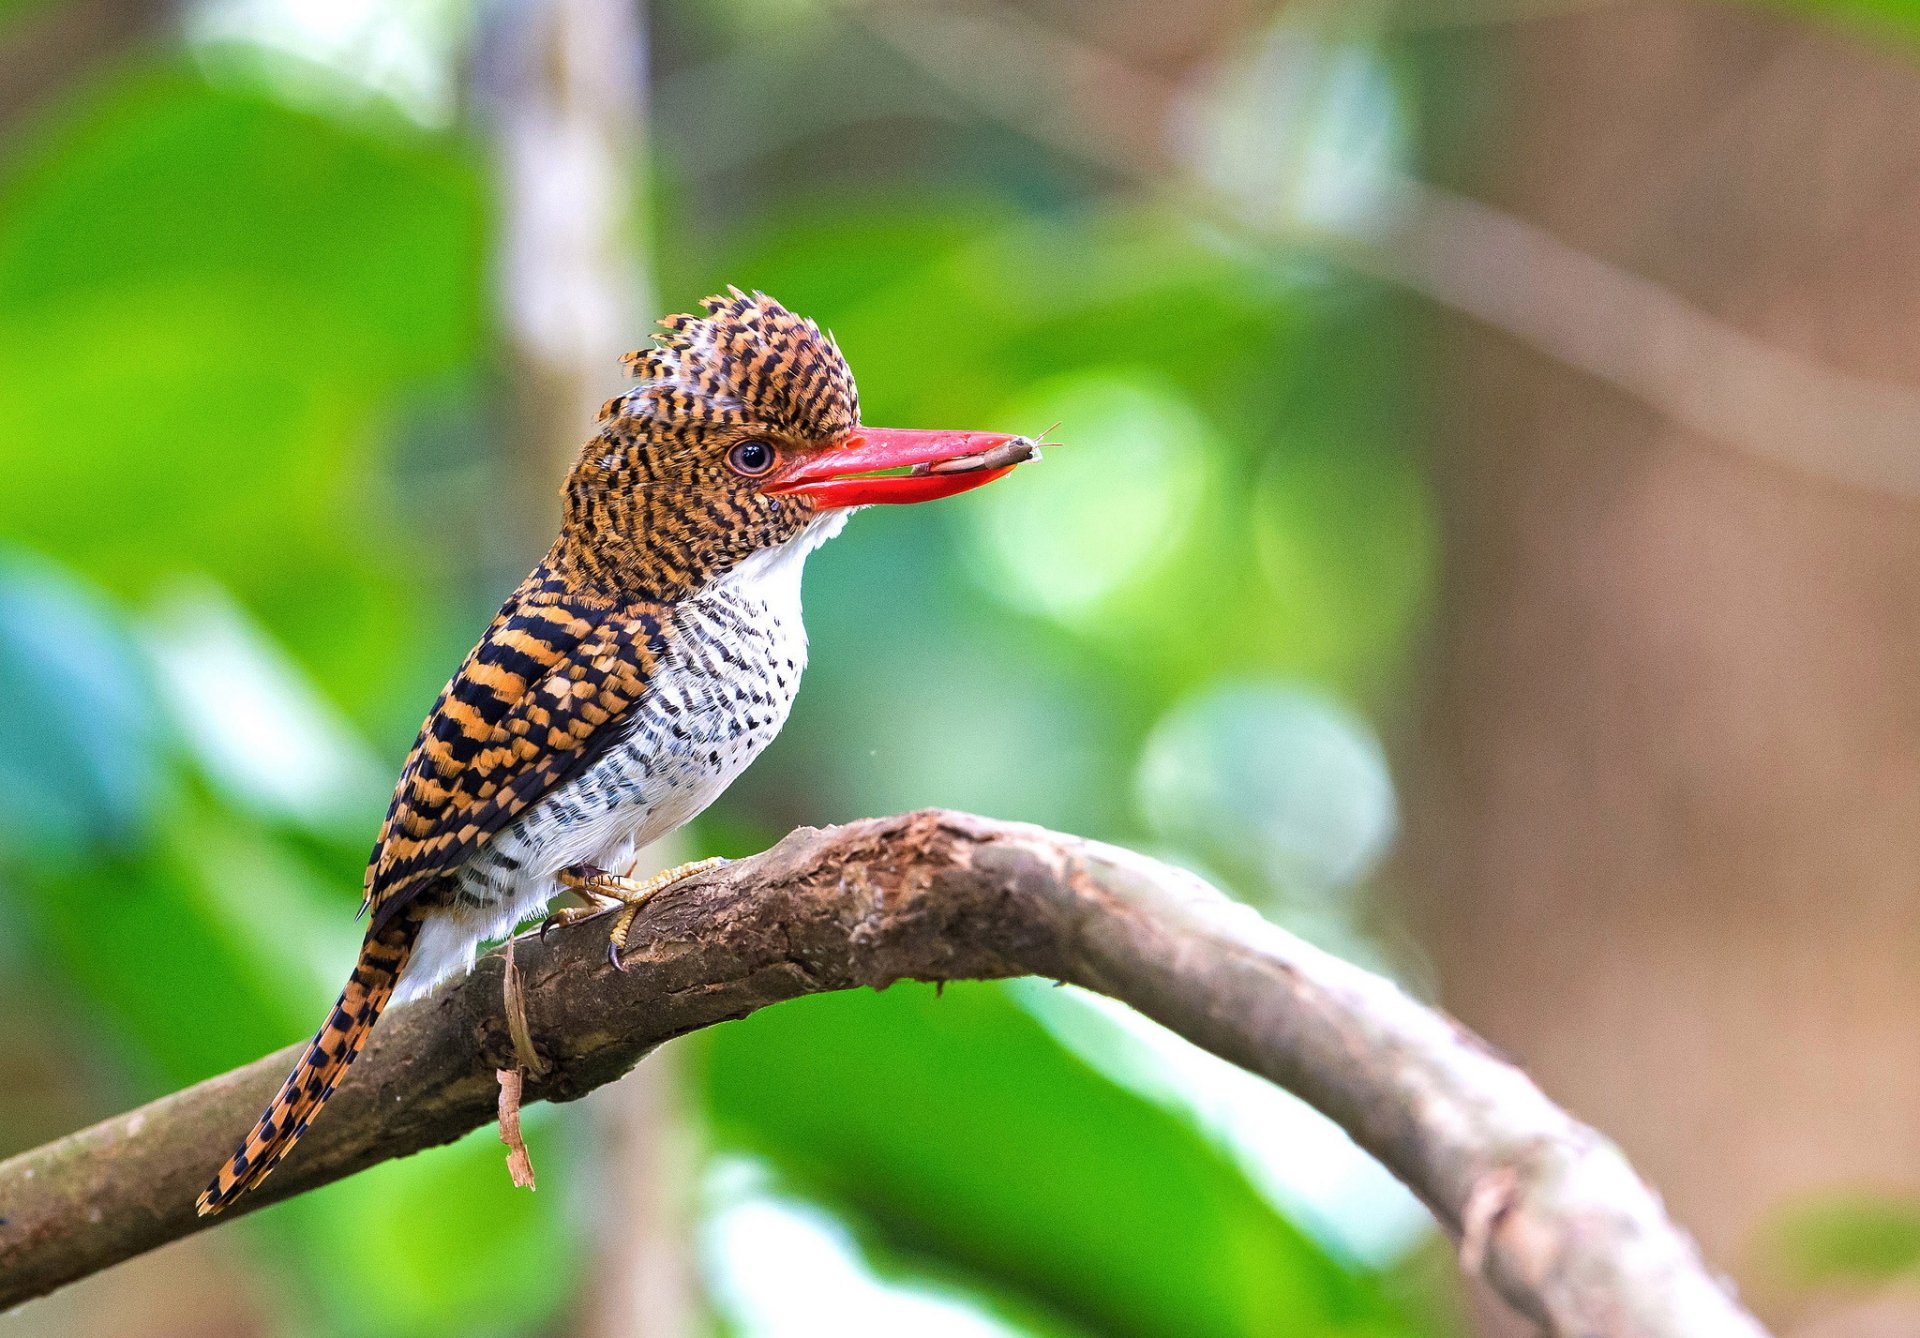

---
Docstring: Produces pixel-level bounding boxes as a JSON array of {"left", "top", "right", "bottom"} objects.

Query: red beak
[{"left": 765, "top": 428, "right": 1037, "bottom": 508}]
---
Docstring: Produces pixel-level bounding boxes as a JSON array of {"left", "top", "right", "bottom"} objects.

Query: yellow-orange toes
[{"left": 547, "top": 857, "right": 730, "bottom": 969}]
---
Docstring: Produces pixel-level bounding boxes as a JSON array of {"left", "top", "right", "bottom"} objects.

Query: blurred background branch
[
  {"left": 0, "top": 811, "right": 1770, "bottom": 1338},
  {"left": 0, "top": 0, "right": 169, "bottom": 133},
  {"left": 479, "top": 0, "right": 652, "bottom": 545},
  {"left": 475, "top": 2, "right": 700, "bottom": 1333},
  {"left": 851, "top": 0, "right": 1920, "bottom": 498}
]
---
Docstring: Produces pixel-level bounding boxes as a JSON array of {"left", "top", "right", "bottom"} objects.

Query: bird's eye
[{"left": 727, "top": 440, "right": 778, "bottom": 478}]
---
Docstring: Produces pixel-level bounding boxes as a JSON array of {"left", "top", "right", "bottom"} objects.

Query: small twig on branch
[
  {"left": 495, "top": 1069, "right": 536, "bottom": 1192},
  {"left": 0, "top": 810, "right": 1767, "bottom": 1337},
  {"left": 496, "top": 937, "right": 543, "bottom": 1191},
  {"left": 501, "top": 936, "right": 549, "bottom": 1078}
]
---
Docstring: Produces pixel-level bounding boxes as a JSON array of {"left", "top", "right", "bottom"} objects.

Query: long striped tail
[{"left": 196, "top": 906, "right": 425, "bottom": 1216}]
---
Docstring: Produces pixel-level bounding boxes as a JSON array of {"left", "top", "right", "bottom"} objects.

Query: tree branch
[{"left": 0, "top": 810, "right": 1767, "bottom": 1336}]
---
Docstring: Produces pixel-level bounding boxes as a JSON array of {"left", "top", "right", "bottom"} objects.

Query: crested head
[
  {"left": 622, "top": 287, "right": 860, "bottom": 442},
  {"left": 554, "top": 289, "right": 852, "bottom": 597},
  {"left": 550, "top": 287, "right": 1035, "bottom": 602}
]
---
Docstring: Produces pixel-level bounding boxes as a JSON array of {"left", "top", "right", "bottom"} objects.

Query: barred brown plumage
[
  {"left": 196, "top": 288, "right": 1036, "bottom": 1216},
  {"left": 195, "top": 903, "right": 425, "bottom": 1215}
]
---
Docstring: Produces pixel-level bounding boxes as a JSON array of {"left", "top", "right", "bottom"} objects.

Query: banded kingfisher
[{"left": 197, "top": 289, "right": 1036, "bottom": 1215}]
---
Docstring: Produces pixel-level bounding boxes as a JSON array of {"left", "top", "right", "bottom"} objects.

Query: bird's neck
[
  {"left": 548, "top": 488, "right": 849, "bottom": 606},
  {"left": 548, "top": 475, "right": 705, "bottom": 602}
]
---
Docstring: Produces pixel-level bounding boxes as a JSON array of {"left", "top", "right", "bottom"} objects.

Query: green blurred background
[{"left": 7, "top": 0, "right": 1920, "bottom": 1334}]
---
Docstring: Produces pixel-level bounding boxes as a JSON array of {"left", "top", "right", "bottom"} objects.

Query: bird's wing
[{"left": 362, "top": 568, "right": 672, "bottom": 931}]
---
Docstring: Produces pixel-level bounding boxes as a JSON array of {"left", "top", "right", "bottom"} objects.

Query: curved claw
[
  {"left": 607, "top": 940, "right": 628, "bottom": 973},
  {"left": 539, "top": 907, "right": 583, "bottom": 941}
]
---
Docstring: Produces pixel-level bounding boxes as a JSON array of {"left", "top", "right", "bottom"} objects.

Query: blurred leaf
[
  {"left": 24, "top": 801, "right": 347, "bottom": 1084},
  {"left": 189, "top": 0, "right": 476, "bottom": 129},
  {"left": 700, "top": 981, "right": 1424, "bottom": 1338},
  {"left": 1137, "top": 680, "right": 1396, "bottom": 907},
  {"left": 1765, "top": 1193, "right": 1920, "bottom": 1286},
  {"left": 722, "top": 491, "right": 1143, "bottom": 842},
  {"left": 266, "top": 1113, "right": 586, "bottom": 1338},
  {"left": 141, "top": 578, "right": 389, "bottom": 839},
  {"left": 703, "top": 1159, "right": 1091, "bottom": 1338},
  {"left": 1247, "top": 306, "right": 1434, "bottom": 689},
  {"left": 0, "top": 65, "right": 484, "bottom": 373},
  {"left": 1014, "top": 982, "right": 1430, "bottom": 1271},
  {"left": 0, "top": 549, "right": 166, "bottom": 868},
  {"left": 964, "top": 371, "right": 1216, "bottom": 627},
  {"left": 0, "top": 65, "right": 485, "bottom": 714},
  {"left": 1179, "top": 16, "right": 1409, "bottom": 242}
]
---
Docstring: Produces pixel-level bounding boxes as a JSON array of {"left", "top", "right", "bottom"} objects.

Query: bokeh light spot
[
  {"left": 965, "top": 372, "right": 1213, "bottom": 624},
  {"left": 1137, "top": 679, "right": 1396, "bottom": 904}
]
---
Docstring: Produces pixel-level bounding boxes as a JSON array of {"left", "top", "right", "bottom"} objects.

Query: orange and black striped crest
[{"left": 619, "top": 287, "right": 858, "bottom": 442}]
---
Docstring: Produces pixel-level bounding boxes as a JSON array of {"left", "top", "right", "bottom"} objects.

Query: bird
[{"left": 196, "top": 288, "right": 1036, "bottom": 1216}]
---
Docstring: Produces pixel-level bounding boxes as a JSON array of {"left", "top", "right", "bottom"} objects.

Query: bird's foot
[
  {"left": 537, "top": 888, "right": 622, "bottom": 940},
  {"left": 546, "top": 857, "right": 731, "bottom": 969}
]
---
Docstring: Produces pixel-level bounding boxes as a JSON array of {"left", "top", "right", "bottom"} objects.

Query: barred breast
[{"left": 396, "top": 514, "right": 843, "bottom": 1000}]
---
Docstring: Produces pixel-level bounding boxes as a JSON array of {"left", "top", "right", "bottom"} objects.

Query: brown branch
[{"left": 0, "top": 810, "right": 1767, "bottom": 1336}]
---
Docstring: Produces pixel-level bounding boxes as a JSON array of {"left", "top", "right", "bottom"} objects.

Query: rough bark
[{"left": 0, "top": 810, "right": 1765, "bottom": 1337}]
